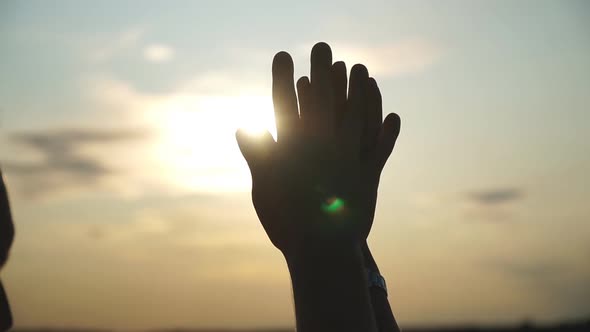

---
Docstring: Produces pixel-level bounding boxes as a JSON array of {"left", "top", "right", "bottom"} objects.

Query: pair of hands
[
  {"left": 237, "top": 42, "right": 400, "bottom": 258},
  {"left": 0, "top": 42, "right": 398, "bottom": 267}
]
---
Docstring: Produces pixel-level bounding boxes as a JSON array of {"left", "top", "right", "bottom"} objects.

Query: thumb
[
  {"left": 376, "top": 113, "right": 401, "bottom": 171},
  {"left": 235, "top": 129, "right": 275, "bottom": 175}
]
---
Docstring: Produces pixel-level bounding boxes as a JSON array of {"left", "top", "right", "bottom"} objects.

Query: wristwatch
[{"left": 367, "top": 269, "right": 387, "bottom": 296}]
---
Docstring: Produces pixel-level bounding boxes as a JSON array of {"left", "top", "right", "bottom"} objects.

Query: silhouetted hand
[{"left": 237, "top": 42, "right": 400, "bottom": 257}]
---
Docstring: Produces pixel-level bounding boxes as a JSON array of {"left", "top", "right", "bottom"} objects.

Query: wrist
[
  {"left": 284, "top": 242, "right": 377, "bottom": 331},
  {"left": 283, "top": 241, "right": 368, "bottom": 303},
  {"left": 284, "top": 240, "right": 364, "bottom": 268}
]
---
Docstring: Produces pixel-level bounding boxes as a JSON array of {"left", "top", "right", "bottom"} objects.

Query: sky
[{"left": 1, "top": 0, "right": 589, "bottom": 330}]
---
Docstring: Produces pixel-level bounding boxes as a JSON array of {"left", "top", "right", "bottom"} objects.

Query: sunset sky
[{"left": 1, "top": 0, "right": 589, "bottom": 330}]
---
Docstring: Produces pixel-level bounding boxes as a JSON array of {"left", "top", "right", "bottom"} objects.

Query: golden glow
[{"left": 149, "top": 95, "right": 276, "bottom": 192}]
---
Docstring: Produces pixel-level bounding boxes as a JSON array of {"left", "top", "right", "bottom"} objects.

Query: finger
[
  {"left": 0, "top": 171, "right": 14, "bottom": 268},
  {"left": 365, "top": 78, "right": 382, "bottom": 152},
  {"left": 376, "top": 113, "right": 401, "bottom": 171},
  {"left": 308, "top": 42, "right": 334, "bottom": 137},
  {"left": 332, "top": 61, "right": 347, "bottom": 128},
  {"left": 343, "top": 64, "right": 369, "bottom": 154},
  {"left": 272, "top": 51, "right": 299, "bottom": 143},
  {"left": 235, "top": 129, "right": 275, "bottom": 177},
  {"left": 297, "top": 76, "right": 311, "bottom": 122}
]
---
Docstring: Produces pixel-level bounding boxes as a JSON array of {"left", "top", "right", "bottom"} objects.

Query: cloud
[
  {"left": 407, "top": 188, "right": 525, "bottom": 223},
  {"left": 90, "top": 26, "right": 145, "bottom": 63},
  {"left": 459, "top": 188, "right": 525, "bottom": 222},
  {"left": 3, "top": 128, "right": 148, "bottom": 198},
  {"left": 487, "top": 259, "right": 564, "bottom": 279},
  {"left": 9, "top": 129, "right": 146, "bottom": 156},
  {"left": 468, "top": 188, "right": 524, "bottom": 205},
  {"left": 143, "top": 44, "right": 175, "bottom": 63}
]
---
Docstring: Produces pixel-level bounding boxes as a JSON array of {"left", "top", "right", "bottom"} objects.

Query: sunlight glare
[{"left": 150, "top": 95, "right": 276, "bottom": 192}]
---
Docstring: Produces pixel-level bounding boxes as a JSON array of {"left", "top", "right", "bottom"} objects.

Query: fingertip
[
  {"left": 376, "top": 113, "right": 402, "bottom": 169},
  {"left": 313, "top": 41, "right": 330, "bottom": 48},
  {"left": 236, "top": 129, "right": 257, "bottom": 162},
  {"left": 383, "top": 113, "right": 401, "bottom": 136},
  {"left": 312, "top": 42, "right": 332, "bottom": 55},
  {"left": 297, "top": 76, "right": 310, "bottom": 89},
  {"left": 311, "top": 42, "right": 332, "bottom": 65},
  {"left": 272, "top": 51, "right": 294, "bottom": 74},
  {"left": 367, "top": 78, "right": 380, "bottom": 97},
  {"left": 351, "top": 63, "right": 369, "bottom": 78},
  {"left": 332, "top": 61, "right": 347, "bottom": 83},
  {"left": 384, "top": 112, "right": 401, "bottom": 125},
  {"left": 235, "top": 128, "right": 248, "bottom": 146},
  {"left": 333, "top": 61, "right": 346, "bottom": 71},
  {"left": 274, "top": 51, "right": 292, "bottom": 62}
]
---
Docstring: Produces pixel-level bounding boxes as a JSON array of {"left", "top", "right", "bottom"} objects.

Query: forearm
[
  {"left": 363, "top": 244, "right": 400, "bottom": 332},
  {"left": 0, "top": 281, "right": 12, "bottom": 331},
  {"left": 285, "top": 243, "right": 378, "bottom": 332},
  {"left": 369, "top": 287, "right": 400, "bottom": 332}
]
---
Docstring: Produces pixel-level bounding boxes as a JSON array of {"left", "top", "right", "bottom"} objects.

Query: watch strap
[{"left": 366, "top": 269, "right": 387, "bottom": 296}]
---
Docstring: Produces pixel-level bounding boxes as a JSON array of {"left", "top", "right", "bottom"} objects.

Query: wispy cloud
[
  {"left": 488, "top": 260, "right": 564, "bottom": 280},
  {"left": 90, "top": 27, "right": 145, "bottom": 63},
  {"left": 3, "top": 128, "right": 148, "bottom": 199},
  {"left": 143, "top": 44, "right": 175, "bottom": 63},
  {"left": 468, "top": 188, "right": 524, "bottom": 205},
  {"left": 407, "top": 187, "right": 526, "bottom": 223},
  {"left": 90, "top": 27, "right": 176, "bottom": 63},
  {"left": 460, "top": 187, "right": 525, "bottom": 222}
]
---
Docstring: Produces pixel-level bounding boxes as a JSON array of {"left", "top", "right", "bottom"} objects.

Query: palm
[
  {"left": 250, "top": 139, "right": 370, "bottom": 252},
  {"left": 237, "top": 43, "right": 400, "bottom": 255}
]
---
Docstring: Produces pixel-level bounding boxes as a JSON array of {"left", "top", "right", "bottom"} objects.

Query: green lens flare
[{"left": 321, "top": 197, "right": 345, "bottom": 214}]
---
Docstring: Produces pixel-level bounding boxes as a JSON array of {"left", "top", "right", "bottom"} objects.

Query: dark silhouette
[
  {"left": 7, "top": 318, "right": 590, "bottom": 332},
  {"left": 236, "top": 42, "right": 401, "bottom": 331},
  {"left": 0, "top": 169, "right": 15, "bottom": 331}
]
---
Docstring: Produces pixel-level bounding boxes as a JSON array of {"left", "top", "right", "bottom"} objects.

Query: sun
[
  {"left": 149, "top": 94, "right": 276, "bottom": 192},
  {"left": 232, "top": 97, "right": 277, "bottom": 137}
]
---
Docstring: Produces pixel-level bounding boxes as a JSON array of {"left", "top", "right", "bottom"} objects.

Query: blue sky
[{"left": 1, "top": 0, "right": 589, "bottom": 329}]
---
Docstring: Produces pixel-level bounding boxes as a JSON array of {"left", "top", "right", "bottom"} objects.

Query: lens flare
[{"left": 321, "top": 197, "right": 345, "bottom": 214}]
